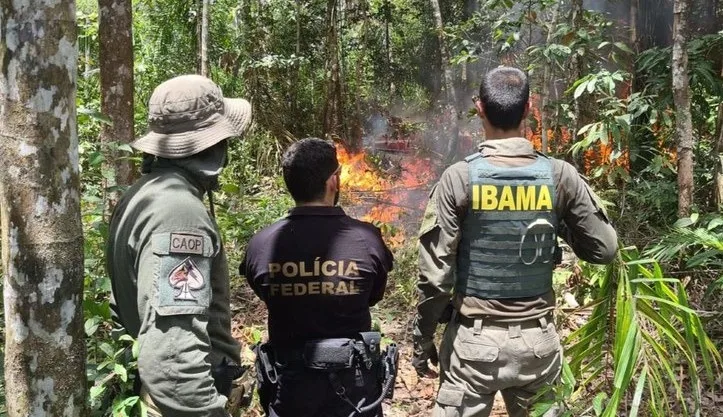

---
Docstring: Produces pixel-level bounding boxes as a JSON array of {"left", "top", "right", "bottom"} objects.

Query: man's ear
[
  {"left": 475, "top": 100, "right": 485, "bottom": 119},
  {"left": 522, "top": 100, "right": 531, "bottom": 118},
  {"left": 327, "top": 171, "right": 340, "bottom": 191}
]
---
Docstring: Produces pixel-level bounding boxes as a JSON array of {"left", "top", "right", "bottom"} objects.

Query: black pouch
[
  {"left": 303, "top": 338, "right": 356, "bottom": 370},
  {"left": 358, "top": 331, "right": 382, "bottom": 368}
]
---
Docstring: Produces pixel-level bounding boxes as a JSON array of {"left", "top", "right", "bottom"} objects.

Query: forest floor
[{"left": 230, "top": 262, "right": 723, "bottom": 417}]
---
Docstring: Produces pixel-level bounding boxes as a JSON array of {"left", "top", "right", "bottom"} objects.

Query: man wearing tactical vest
[
  {"left": 106, "top": 75, "right": 252, "bottom": 416},
  {"left": 411, "top": 66, "right": 618, "bottom": 417},
  {"left": 240, "top": 138, "right": 396, "bottom": 417}
]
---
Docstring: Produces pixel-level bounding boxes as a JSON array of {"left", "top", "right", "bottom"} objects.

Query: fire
[
  {"left": 525, "top": 94, "right": 573, "bottom": 154},
  {"left": 525, "top": 94, "right": 630, "bottom": 179},
  {"left": 337, "top": 146, "right": 435, "bottom": 247}
]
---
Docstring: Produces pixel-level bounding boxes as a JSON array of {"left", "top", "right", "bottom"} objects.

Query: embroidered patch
[
  {"left": 168, "top": 257, "right": 206, "bottom": 301},
  {"left": 169, "top": 233, "right": 204, "bottom": 255}
]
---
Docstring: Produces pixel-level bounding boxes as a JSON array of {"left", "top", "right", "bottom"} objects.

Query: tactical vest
[{"left": 456, "top": 152, "right": 558, "bottom": 299}]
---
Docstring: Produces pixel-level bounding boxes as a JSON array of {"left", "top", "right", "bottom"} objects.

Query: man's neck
[
  {"left": 484, "top": 130, "right": 524, "bottom": 140},
  {"left": 295, "top": 201, "right": 333, "bottom": 207}
]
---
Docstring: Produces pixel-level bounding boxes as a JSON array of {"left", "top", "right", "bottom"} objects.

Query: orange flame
[{"left": 337, "top": 146, "right": 435, "bottom": 247}]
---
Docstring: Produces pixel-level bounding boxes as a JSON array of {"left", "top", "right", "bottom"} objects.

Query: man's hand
[{"left": 412, "top": 336, "right": 438, "bottom": 377}]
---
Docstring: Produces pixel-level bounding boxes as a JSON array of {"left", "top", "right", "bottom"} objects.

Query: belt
[{"left": 455, "top": 312, "right": 553, "bottom": 330}]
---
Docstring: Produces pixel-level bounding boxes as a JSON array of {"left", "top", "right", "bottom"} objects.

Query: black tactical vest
[{"left": 456, "top": 152, "right": 557, "bottom": 299}]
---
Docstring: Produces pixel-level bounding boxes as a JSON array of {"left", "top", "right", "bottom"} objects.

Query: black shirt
[{"left": 240, "top": 206, "right": 393, "bottom": 346}]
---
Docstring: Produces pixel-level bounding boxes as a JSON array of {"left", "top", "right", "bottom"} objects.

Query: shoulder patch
[
  {"left": 170, "top": 233, "right": 204, "bottom": 255},
  {"left": 169, "top": 257, "right": 206, "bottom": 300}
]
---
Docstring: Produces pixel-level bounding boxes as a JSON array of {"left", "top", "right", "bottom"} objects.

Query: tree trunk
[
  {"left": 673, "top": 0, "right": 694, "bottom": 218},
  {"left": 713, "top": 64, "right": 723, "bottom": 209},
  {"left": 322, "top": 0, "right": 345, "bottom": 142},
  {"left": 630, "top": 0, "right": 639, "bottom": 53},
  {"left": 430, "top": 0, "right": 459, "bottom": 162},
  {"left": 383, "top": 0, "right": 395, "bottom": 96},
  {"left": 0, "top": 1, "right": 87, "bottom": 416},
  {"left": 99, "top": 0, "right": 135, "bottom": 215},
  {"left": 200, "top": 0, "right": 210, "bottom": 76},
  {"left": 540, "top": 1, "right": 560, "bottom": 155},
  {"left": 570, "top": 0, "right": 584, "bottom": 145},
  {"left": 290, "top": 0, "right": 302, "bottom": 134}
]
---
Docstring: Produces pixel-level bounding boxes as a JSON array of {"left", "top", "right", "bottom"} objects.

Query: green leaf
[
  {"left": 88, "top": 152, "right": 105, "bottom": 166},
  {"left": 78, "top": 107, "right": 113, "bottom": 125},
  {"left": 706, "top": 217, "right": 723, "bottom": 230},
  {"left": 574, "top": 81, "right": 588, "bottom": 99},
  {"left": 614, "top": 42, "right": 634, "bottom": 53},
  {"left": 114, "top": 363, "right": 128, "bottom": 382},
  {"left": 593, "top": 392, "right": 608, "bottom": 415},
  {"left": 629, "top": 365, "right": 648, "bottom": 417},
  {"left": 587, "top": 79, "right": 597, "bottom": 93},
  {"left": 117, "top": 144, "right": 133, "bottom": 153},
  {"left": 99, "top": 342, "right": 115, "bottom": 358},
  {"left": 132, "top": 339, "right": 140, "bottom": 360},
  {"left": 674, "top": 217, "right": 695, "bottom": 228},
  {"left": 90, "top": 384, "right": 107, "bottom": 401},
  {"left": 85, "top": 317, "right": 100, "bottom": 336}
]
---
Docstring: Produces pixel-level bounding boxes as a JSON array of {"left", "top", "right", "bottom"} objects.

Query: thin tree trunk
[
  {"left": 99, "top": 0, "right": 135, "bottom": 216},
  {"left": 630, "top": 0, "right": 639, "bottom": 53},
  {"left": 0, "top": 1, "right": 87, "bottom": 415},
  {"left": 383, "top": 0, "right": 395, "bottom": 96},
  {"left": 322, "top": 0, "right": 344, "bottom": 141},
  {"left": 430, "top": 0, "right": 459, "bottom": 162},
  {"left": 673, "top": 0, "right": 694, "bottom": 217},
  {"left": 290, "top": 0, "right": 302, "bottom": 134},
  {"left": 713, "top": 64, "right": 723, "bottom": 208},
  {"left": 200, "top": 0, "right": 210, "bottom": 76},
  {"left": 570, "top": 0, "right": 584, "bottom": 145},
  {"left": 351, "top": 2, "right": 369, "bottom": 150},
  {"left": 84, "top": 17, "right": 91, "bottom": 78},
  {"left": 541, "top": 1, "right": 560, "bottom": 155}
]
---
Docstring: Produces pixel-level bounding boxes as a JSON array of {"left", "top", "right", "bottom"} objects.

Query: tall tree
[
  {"left": 430, "top": 0, "right": 459, "bottom": 162},
  {"left": 99, "top": 0, "right": 135, "bottom": 213},
  {"left": 322, "top": 0, "right": 345, "bottom": 141},
  {"left": 713, "top": 66, "right": 723, "bottom": 208},
  {"left": 0, "top": 0, "right": 87, "bottom": 415},
  {"left": 540, "top": 1, "right": 561, "bottom": 155},
  {"left": 200, "top": 0, "right": 210, "bottom": 76},
  {"left": 672, "top": 0, "right": 694, "bottom": 217}
]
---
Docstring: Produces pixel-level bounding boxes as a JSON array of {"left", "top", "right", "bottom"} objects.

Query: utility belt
[
  {"left": 255, "top": 332, "right": 399, "bottom": 416},
  {"left": 273, "top": 334, "right": 380, "bottom": 371},
  {"left": 455, "top": 311, "right": 554, "bottom": 332}
]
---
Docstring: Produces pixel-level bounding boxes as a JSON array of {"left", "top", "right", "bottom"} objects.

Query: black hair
[
  {"left": 478, "top": 66, "right": 530, "bottom": 130},
  {"left": 282, "top": 137, "right": 339, "bottom": 203}
]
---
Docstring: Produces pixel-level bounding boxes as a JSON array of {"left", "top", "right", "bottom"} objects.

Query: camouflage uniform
[
  {"left": 414, "top": 137, "right": 618, "bottom": 417},
  {"left": 106, "top": 75, "right": 252, "bottom": 417}
]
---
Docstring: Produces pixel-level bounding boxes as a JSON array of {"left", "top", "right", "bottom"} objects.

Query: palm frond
[{"left": 563, "top": 246, "right": 722, "bottom": 415}]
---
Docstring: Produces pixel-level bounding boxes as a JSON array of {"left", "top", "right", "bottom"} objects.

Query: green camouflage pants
[{"left": 433, "top": 316, "right": 562, "bottom": 417}]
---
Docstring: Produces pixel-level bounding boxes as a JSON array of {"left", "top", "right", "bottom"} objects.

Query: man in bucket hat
[{"left": 106, "top": 74, "right": 252, "bottom": 417}]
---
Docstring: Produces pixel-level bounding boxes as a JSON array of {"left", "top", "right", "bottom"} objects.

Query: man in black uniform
[{"left": 240, "top": 138, "right": 394, "bottom": 417}]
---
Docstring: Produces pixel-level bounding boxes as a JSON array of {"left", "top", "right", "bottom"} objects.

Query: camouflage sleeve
[
  {"left": 413, "top": 163, "right": 467, "bottom": 341},
  {"left": 136, "top": 231, "right": 229, "bottom": 417},
  {"left": 554, "top": 160, "right": 618, "bottom": 264}
]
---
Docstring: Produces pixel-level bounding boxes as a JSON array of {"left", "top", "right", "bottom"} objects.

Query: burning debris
[{"left": 338, "top": 145, "right": 437, "bottom": 247}]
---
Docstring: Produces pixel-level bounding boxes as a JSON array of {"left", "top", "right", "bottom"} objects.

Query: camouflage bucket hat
[{"left": 132, "top": 74, "right": 252, "bottom": 158}]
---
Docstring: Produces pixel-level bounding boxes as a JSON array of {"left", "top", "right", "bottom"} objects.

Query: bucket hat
[{"left": 132, "top": 74, "right": 252, "bottom": 158}]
